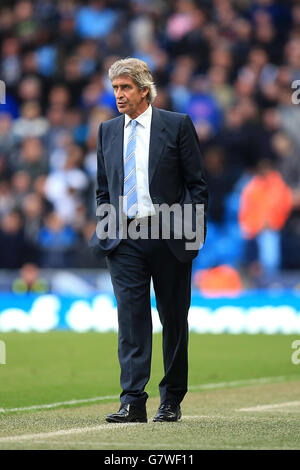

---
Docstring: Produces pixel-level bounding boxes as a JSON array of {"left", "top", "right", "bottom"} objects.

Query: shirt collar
[{"left": 125, "top": 105, "right": 152, "bottom": 128}]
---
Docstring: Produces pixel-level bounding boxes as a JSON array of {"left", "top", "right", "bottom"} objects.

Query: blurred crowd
[{"left": 0, "top": 0, "right": 300, "bottom": 287}]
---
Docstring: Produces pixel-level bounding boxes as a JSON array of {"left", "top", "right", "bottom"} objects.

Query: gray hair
[{"left": 108, "top": 57, "right": 157, "bottom": 104}]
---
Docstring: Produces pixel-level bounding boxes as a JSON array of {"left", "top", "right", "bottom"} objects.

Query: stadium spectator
[
  {"left": 204, "top": 145, "right": 233, "bottom": 223},
  {"left": 10, "top": 170, "right": 31, "bottom": 207},
  {"left": 194, "top": 264, "right": 243, "bottom": 297},
  {"left": 0, "top": 113, "right": 17, "bottom": 164},
  {"left": 0, "top": 180, "right": 15, "bottom": 217},
  {"left": 12, "top": 101, "right": 49, "bottom": 139},
  {"left": 13, "top": 137, "right": 48, "bottom": 182},
  {"left": 75, "top": 0, "right": 118, "bottom": 39},
  {"left": 0, "top": 210, "right": 26, "bottom": 268},
  {"left": 37, "top": 210, "right": 77, "bottom": 268},
  {"left": 239, "top": 159, "right": 293, "bottom": 274},
  {"left": 21, "top": 192, "right": 47, "bottom": 263},
  {"left": 12, "top": 262, "right": 49, "bottom": 294},
  {"left": 44, "top": 143, "right": 88, "bottom": 223}
]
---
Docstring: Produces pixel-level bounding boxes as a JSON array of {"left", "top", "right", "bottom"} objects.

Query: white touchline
[
  {"left": 0, "top": 416, "right": 231, "bottom": 444},
  {"left": 238, "top": 400, "right": 300, "bottom": 412},
  {"left": 188, "top": 375, "right": 296, "bottom": 391},
  {"left": 0, "top": 413, "right": 293, "bottom": 444},
  {"left": 0, "top": 422, "right": 145, "bottom": 443},
  {"left": 1, "top": 374, "right": 299, "bottom": 414},
  {"left": 0, "top": 417, "right": 242, "bottom": 443},
  {"left": 0, "top": 394, "right": 120, "bottom": 413}
]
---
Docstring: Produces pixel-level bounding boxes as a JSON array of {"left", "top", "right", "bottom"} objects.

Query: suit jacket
[{"left": 89, "top": 106, "right": 208, "bottom": 263}]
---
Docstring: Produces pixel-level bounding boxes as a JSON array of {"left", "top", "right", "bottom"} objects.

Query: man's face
[{"left": 112, "top": 75, "right": 149, "bottom": 118}]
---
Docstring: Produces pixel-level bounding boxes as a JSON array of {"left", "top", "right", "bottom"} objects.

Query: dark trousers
[{"left": 106, "top": 224, "right": 192, "bottom": 408}]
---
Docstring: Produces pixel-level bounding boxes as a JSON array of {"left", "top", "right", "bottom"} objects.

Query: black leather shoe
[
  {"left": 106, "top": 403, "right": 147, "bottom": 423},
  {"left": 153, "top": 403, "right": 181, "bottom": 422}
]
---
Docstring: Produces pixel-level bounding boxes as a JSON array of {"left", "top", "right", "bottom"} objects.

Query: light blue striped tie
[{"left": 123, "top": 119, "right": 138, "bottom": 218}]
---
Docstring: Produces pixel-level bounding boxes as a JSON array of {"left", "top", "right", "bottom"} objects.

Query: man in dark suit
[{"left": 89, "top": 58, "right": 208, "bottom": 423}]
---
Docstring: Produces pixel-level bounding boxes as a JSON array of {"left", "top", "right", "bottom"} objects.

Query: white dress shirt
[{"left": 123, "top": 104, "right": 156, "bottom": 218}]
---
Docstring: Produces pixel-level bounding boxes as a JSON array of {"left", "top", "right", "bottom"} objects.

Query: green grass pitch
[{"left": 0, "top": 332, "right": 300, "bottom": 449}]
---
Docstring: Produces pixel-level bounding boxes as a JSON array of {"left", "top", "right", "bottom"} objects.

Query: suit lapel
[
  {"left": 149, "top": 107, "right": 166, "bottom": 184},
  {"left": 111, "top": 114, "right": 125, "bottom": 195}
]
